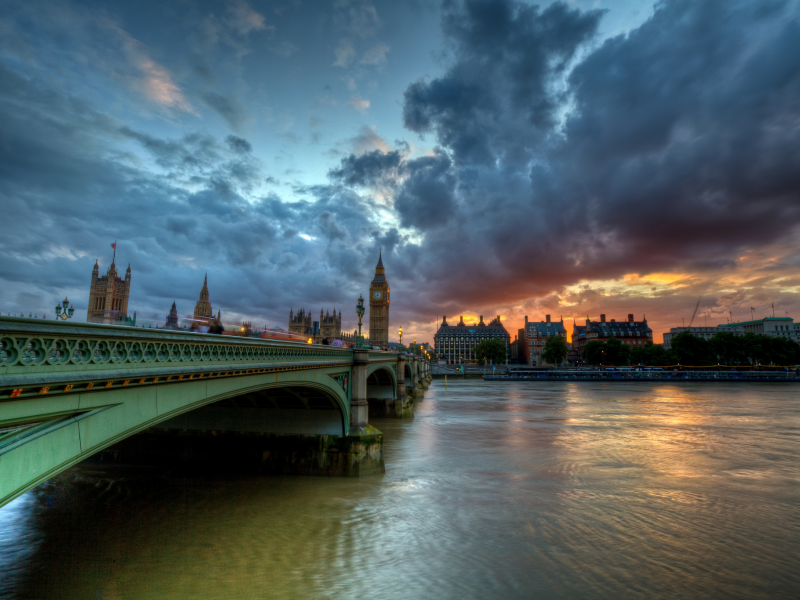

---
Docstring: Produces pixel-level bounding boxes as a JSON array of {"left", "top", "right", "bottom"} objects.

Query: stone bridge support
[
  {"left": 407, "top": 355, "right": 422, "bottom": 399},
  {"left": 389, "top": 353, "right": 412, "bottom": 418},
  {"left": 351, "top": 349, "right": 370, "bottom": 429}
]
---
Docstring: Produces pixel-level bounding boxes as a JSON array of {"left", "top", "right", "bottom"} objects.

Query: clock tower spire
[{"left": 368, "top": 249, "right": 390, "bottom": 350}]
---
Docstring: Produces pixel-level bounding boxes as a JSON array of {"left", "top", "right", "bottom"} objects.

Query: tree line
[{"left": 584, "top": 332, "right": 800, "bottom": 367}]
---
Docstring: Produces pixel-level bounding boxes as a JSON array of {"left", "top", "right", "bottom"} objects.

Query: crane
[{"left": 688, "top": 296, "right": 702, "bottom": 327}]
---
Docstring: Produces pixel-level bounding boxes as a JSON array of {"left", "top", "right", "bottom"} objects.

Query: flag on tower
[{"left": 111, "top": 242, "right": 116, "bottom": 249}]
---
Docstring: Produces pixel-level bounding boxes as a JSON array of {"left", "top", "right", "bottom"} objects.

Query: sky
[{"left": 1, "top": 0, "right": 800, "bottom": 344}]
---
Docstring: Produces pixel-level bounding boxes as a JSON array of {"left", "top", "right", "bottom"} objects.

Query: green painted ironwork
[
  {"left": 0, "top": 317, "right": 351, "bottom": 386},
  {"left": 333, "top": 373, "right": 350, "bottom": 396}
]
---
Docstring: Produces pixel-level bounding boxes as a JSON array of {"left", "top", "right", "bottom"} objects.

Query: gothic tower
[
  {"left": 165, "top": 301, "right": 179, "bottom": 329},
  {"left": 87, "top": 253, "right": 131, "bottom": 325},
  {"left": 193, "top": 273, "right": 214, "bottom": 328},
  {"left": 368, "top": 251, "right": 389, "bottom": 350}
]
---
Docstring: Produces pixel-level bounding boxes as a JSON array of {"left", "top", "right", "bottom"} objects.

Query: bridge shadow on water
[
  {"left": 82, "top": 384, "right": 347, "bottom": 476},
  {"left": 0, "top": 414, "right": 410, "bottom": 600}
]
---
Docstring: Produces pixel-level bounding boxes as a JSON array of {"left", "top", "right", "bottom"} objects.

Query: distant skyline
[{"left": 1, "top": 0, "right": 799, "bottom": 344}]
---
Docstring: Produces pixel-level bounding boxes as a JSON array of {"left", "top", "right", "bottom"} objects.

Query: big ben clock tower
[{"left": 369, "top": 250, "right": 390, "bottom": 350}]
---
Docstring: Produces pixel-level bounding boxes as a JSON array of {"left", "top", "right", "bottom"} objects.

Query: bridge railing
[{"left": 0, "top": 317, "right": 353, "bottom": 378}]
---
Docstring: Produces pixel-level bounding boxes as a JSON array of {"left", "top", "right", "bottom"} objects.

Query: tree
[
  {"left": 542, "top": 335, "right": 568, "bottom": 366},
  {"left": 584, "top": 340, "right": 606, "bottom": 365},
  {"left": 473, "top": 338, "right": 507, "bottom": 364},
  {"left": 604, "top": 337, "right": 631, "bottom": 366},
  {"left": 639, "top": 343, "right": 673, "bottom": 366},
  {"left": 584, "top": 337, "right": 631, "bottom": 366},
  {"left": 670, "top": 332, "right": 713, "bottom": 365},
  {"left": 708, "top": 332, "right": 746, "bottom": 365}
]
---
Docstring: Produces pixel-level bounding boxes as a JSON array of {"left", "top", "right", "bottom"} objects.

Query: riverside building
[
  {"left": 521, "top": 315, "right": 567, "bottom": 366},
  {"left": 571, "top": 314, "right": 653, "bottom": 358},
  {"left": 662, "top": 325, "right": 745, "bottom": 349},
  {"left": 663, "top": 317, "right": 797, "bottom": 349},
  {"left": 717, "top": 317, "right": 798, "bottom": 340},
  {"left": 434, "top": 315, "right": 510, "bottom": 364}
]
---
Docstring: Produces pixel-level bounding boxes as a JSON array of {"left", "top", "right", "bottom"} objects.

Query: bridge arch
[
  {"left": 364, "top": 363, "right": 398, "bottom": 419},
  {"left": 365, "top": 364, "right": 396, "bottom": 400},
  {"left": 0, "top": 369, "right": 350, "bottom": 507},
  {"left": 153, "top": 380, "right": 348, "bottom": 437}
]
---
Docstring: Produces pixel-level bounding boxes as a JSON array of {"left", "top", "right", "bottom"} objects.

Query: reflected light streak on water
[{"left": 0, "top": 381, "right": 799, "bottom": 599}]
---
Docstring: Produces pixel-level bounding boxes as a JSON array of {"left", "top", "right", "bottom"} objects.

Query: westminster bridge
[{"left": 0, "top": 317, "right": 431, "bottom": 509}]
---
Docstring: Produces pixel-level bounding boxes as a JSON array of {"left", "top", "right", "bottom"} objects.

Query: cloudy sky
[{"left": 1, "top": 0, "right": 799, "bottom": 343}]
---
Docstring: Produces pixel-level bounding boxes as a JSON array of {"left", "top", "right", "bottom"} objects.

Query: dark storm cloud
[
  {"left": 386, "top": 0, "right": 800, "bottom": 312},
  {"left": 226, "top": 135, "right": 252, "bottom": 153},
  {"left": 327, "top": 149, "right": 403, "bottom": 187},
  {"left": 394, "top": 150, "right": 456, "bottom": 230},
  {"left": 403, "top": 0, "right": 603, "bottom": 165},
  {"left": 551, "top": 0, "right": 800, "bottom": 260}
]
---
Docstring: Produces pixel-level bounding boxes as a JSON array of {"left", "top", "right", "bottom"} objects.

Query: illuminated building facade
[
  {"left": 434, "top": 315, "right": 510, "bottom": 363},
  {"left": 87, "top": 257, "right": 134, "bottom": 326},
  {"left": 521, "top": 315, "right": 567, "bottom": 366},
  {"left": 571, "top": 314, "right": 653, "bottom": 358}
]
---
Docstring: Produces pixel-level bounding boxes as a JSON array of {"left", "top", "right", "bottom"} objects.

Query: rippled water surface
[{"left": 2, "top": 381, "right": 799, "bottom": 599}]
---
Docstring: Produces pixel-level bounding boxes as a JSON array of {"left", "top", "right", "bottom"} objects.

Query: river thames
[{"left": 1, "top": 380, "right": 798, "bottom": 599}]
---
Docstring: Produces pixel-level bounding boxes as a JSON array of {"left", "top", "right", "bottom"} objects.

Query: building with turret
[
  {"left": 434, "top": 315, "right": 510, "bottom": 364},
  {"left": 521, "top": 315, "right": 568, "bottom": 366},
  {"left": 87, "top": 253, "right": 134, "bottom": 326},
  {"left": 571, "top": 314, "right": 653, "bottom": 359},
  {"left": 288, "top": 307, "right": 342, "bottom": 343}
]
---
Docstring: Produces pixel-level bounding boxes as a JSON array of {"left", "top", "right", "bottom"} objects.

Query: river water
[{"left": 1, "top": 380, "right": 799, "bottom": 599}]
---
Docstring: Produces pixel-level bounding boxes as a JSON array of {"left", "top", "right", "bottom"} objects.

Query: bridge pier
[
  {"left": 366, "top": 353, "right": 412, "bottom": 419},
  {"left": 408, "top": 356, "right": 424, "bottom": 399},
  {"left": 390, "top": 353, "right": 413, "bottom": 418},
  {"left": 350, "top": 349, "right": 370, "bottom": 428}
]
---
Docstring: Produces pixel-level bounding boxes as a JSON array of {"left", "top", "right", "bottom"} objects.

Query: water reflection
[{"left": 1, "top": 381, "right": 799, "bottom": 599}]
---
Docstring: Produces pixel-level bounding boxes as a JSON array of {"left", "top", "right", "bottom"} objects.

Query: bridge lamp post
[
  {"left": 54, "top": 297, "right": 75, "bottom": 321},
  {"left": 399, "top": 327, "right": 403, "bottom": 347},
  {"left": 356, "top": 295, "right": 365, "bottom": 348}
]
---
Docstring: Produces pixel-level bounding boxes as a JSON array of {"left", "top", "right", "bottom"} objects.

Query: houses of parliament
[
  {"left": 85, "top": 247, "right": 390, "bottom": 346},
  {"left": 288, "top": 252, "right": 390, "bottom": 349},
  {"left": 86, "top": 249, "right": 242, "bottom": 332}
]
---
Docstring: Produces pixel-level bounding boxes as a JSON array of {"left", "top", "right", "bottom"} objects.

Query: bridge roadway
[{"left": 0, "top": 317, "right": 431, "bottom": 508}]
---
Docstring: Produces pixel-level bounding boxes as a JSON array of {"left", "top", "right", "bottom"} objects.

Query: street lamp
[
  {"left": 54, "top": 297, "right": 75, "bottom": 321},
  {"left": 356, "top": 295, "right": 365, "bottom": 348},
  {"left": 399, "top": 326, "right": 403, "bottom": 347},
  {"left": 414, "top": 338, "right": 417, "bottom": 356}
]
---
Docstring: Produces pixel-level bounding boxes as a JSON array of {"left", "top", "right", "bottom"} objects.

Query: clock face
[{"left": 373, "top": 290, "right": 382, "bottom": 300}]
